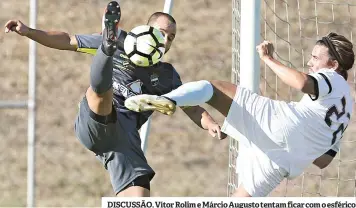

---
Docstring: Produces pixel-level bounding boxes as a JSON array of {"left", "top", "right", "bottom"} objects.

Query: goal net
[{"left": 229, "top": 0, "right": 356, "bottom": 197}]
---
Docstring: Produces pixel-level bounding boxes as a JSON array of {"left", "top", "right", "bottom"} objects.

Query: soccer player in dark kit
[{"left": 4, "top": 1, "right": 226, "bottom": 196}]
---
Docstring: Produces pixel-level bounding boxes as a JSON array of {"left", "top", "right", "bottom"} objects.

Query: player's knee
[
  {"left": 86, "top": 87, "right": 113, "bottom": 116},
  {"left": 206, "top": 80, "right": 236, "bottom": 116},
  {"left": 209, "top": 80, "right": 224, "bottom": 88},
  {"left": 210, "top": 80, "right": 238, "bottom": 98}
]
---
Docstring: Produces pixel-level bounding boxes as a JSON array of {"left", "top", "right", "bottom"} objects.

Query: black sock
[{"left": 90, "top": 45, "right": 113, "bottom": 94}]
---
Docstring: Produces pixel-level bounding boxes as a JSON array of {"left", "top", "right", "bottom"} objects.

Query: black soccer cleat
[{"left": 101, "top": 1, "right": 121, "bottom": 56}]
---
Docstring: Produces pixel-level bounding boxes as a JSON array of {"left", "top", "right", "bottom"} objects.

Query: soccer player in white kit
[{"left": 124, "top": 32, "right": 355, "bottom": 197}]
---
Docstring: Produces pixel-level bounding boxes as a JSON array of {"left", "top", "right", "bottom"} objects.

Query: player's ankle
[{"left": 101, "top": 42, "right": 116, "bottom": 56}]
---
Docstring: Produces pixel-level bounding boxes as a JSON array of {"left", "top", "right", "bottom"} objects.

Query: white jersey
[
  {"left": 282, "top": 68, "right": 352, "bottom": 177},
  {"left": 222, "top": 68, "right": 352, "bottom": 181}
]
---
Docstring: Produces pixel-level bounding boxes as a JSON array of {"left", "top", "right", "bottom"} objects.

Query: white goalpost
[
  {"left": 229, "top": 0, "right": 356, "bottom": 197},
  {"left": 228, "top": 0, "right": 261, "bottom": 196},
  {"left": 140, "top": 0, "right": 174, "bottom": 154},
  {"left": 0, "top": 0, "right": 38, "bottom": 206}
]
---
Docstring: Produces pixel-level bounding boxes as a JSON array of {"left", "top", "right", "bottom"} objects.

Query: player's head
[
  {"left": 308, "top": 32, "right": 354, "bottom": 79},
  {"left": 147, "top": 12, "right": 176, "bottom": 53}
]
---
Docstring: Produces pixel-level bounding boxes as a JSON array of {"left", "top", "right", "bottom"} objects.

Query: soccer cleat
[
  {"left": 101, "top": 1, "right": 121, "bottom": 56},
  {"left": 125, "top": 94, "right": 176, "bottom": 115}
]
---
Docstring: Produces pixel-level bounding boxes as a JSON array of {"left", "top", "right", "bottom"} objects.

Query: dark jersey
[{"left": 75, "top": 33, "right": 182, "bottom": 129}]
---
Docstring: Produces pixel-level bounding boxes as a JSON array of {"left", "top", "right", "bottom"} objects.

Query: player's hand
[
  {"left": 256, "top": 40, "right": 274, "bottom": 60},
  {"left": 4, "top": 20, "right": 30, "bottom": 36},
  {"left": 207, "top": 123, "right": 227, "bottom": 140}
]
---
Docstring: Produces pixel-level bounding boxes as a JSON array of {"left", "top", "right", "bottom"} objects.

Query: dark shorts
[{"left": 74, "top": 96, "right": 155, "bottom": 194}]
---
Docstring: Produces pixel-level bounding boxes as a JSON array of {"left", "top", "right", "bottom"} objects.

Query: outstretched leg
[
  {"left": 86, "top": 1, "right": 120, "bottom": 116},
  {"left": 76, "top": 1, "right": 152, "bottom": 197},
  {"left": 124, "top": 80, "right": 238, "bottom": 117}
]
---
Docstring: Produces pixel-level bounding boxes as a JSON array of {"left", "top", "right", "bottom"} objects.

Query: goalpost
[{"left": 229, "top": 0, "right": 356, "bottom": 196}]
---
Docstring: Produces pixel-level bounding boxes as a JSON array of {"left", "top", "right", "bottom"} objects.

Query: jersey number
[{"left": 324, "top": 96, "right": 351, "bottom": 145}]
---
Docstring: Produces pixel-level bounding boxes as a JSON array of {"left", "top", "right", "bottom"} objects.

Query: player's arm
[
  {"left": 313, "top": 149, "right": 337, "bottom": 169},
  {"left": 313, "top": 142, "right": 339, "bottom": 169},
  {"left": 182, "top": 106, "right": 227, "bottom": 140},
  {"left": 4, "top": 19, "right": 78, "bottom": 51},
  {"left": 257, "top": 41, "right": 316, "bottom": 96}
]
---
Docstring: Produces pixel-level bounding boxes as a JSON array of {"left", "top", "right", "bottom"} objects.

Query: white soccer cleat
[{"left": 124, "top": 94, "right": 176, "bottom": 115}]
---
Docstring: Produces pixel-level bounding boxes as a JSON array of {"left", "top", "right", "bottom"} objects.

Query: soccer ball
[{"left": 124, "top": 25, "right": 166, "bottom": 67}]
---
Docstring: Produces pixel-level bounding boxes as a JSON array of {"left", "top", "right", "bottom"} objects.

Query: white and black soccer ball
[{"left": 124, "top": 25, "right": 166, "bottom": 67}]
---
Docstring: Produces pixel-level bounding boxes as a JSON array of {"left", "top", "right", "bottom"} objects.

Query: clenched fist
[
  {"left": 256, "top": 40, "right": 274, "bottom": 60},
  {"left": 207, "top": 122, "right": 227, "bottom": 140},
  {"left": 4, "top": 20, "right": 30, "bottom": 36}
]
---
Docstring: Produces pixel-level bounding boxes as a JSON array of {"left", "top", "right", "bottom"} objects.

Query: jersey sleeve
[
  {"left": 332, "top": 140, "right": 340, "bottom": 152},
  {"left": 74, "top": 34, "right": 102, "bottom": 55},
  {"left": 171, "top": 65, "right": 182, "bottom": 90},
  {"left": 308, "top": 71, "right": 333, "bottom": 100},
  {"left": 325, "top": 141, "right": 340, "bottom": 157}
]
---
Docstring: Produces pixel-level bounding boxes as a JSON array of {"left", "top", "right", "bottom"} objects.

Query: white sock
[{"left": 163, "top": 80, "right": 214, "bottom": 106}]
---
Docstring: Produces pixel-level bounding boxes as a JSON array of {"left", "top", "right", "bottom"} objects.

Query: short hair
[
  {"left": 316, "top": 32, "right": 355, "bottom": 79},
  {"left": 147, "top": 12, "right": 176, "bottom": 25}
]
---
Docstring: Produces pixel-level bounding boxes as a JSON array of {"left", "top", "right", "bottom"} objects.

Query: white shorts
[
  {"left": 235, "top": 144, "right": 287, "bottom": 196},
  {"left": 222, "top": 87, "right": 289, "bottom": 197}
]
